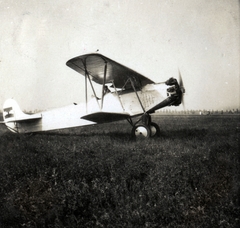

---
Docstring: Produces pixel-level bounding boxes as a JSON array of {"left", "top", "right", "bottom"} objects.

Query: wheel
[
  {"left": 150, "top": 122, "right": 160, "bottom": 137},
  {"left": 131, "top": 124, "right": 151, "bottom": 139}
]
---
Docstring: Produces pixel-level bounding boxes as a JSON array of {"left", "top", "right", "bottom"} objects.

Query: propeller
[{"left": 178, "top": 69, "right": 185, "bottom": 108}]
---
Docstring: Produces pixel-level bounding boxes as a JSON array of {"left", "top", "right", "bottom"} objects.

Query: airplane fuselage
[{"left": 3, "top": 83, "right": 173, "bottom": 133}]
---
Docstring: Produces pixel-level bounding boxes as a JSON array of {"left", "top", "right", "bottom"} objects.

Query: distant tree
[{"left": 191, "top": 110, "right": 196, "bottom": 115}]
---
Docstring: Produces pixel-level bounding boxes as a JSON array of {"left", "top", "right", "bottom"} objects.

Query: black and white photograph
[{"left": 0, "top": 0, "right": 239, "bottom": 227}]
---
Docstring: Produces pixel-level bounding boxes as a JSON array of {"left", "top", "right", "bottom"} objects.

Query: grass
[{"left": 0, "top": 115, "right": 239, "bottom": 227}]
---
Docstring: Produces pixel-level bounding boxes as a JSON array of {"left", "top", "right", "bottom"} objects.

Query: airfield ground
[{"left": 0, "top": 115, "right": 239, "bottom": 227}]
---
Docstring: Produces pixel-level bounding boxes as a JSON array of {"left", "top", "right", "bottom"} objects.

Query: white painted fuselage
[{"left": 3, "top": 83, "right": 169, "bottom": 133}]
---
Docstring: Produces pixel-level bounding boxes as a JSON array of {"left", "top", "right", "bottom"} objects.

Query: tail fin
[
  {"left": 3, "top": 99, "right": 27, "bottom": 121},
  {"left": 2, "top": 99, "right": 26, "bottom": 132},
  {"left": 2, "top": 99, "right": 41, "bottom": 133}
]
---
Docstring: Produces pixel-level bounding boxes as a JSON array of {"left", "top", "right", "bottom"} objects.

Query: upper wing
[
  {"left": 81, "top": 112, "right": 130, "bottom": 124},
  {"left": 66, "top": 53, "right": 154, "bottom": 88}
]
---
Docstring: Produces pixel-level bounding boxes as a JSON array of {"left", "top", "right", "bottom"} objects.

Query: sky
[{"left": 0, "top": 0, "right": 239, "bottom": 112}]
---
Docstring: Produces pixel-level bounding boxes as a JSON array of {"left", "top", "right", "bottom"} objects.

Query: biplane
[{"left": 1, "top": 53, "right": 185, "bottom": 138}]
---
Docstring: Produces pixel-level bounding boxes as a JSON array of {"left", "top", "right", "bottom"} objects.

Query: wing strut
[
  {"left": 129, "top": 78, "right": 146, "bottom": 113},
  {"left": 71, "top": 59, "right": 101, "bottom": 112},
  {"left": 84, "top": 65, "right": 101, "bottom": 110},
  {"left": 88, "top": 74, "right": 101, "bottom": 109},
  {"left": 100, "top": 61, "right": 107, "bottom": 110},
  {"left": 84, "top": 63, "right": 88, "bottom": 113},
  {"left": 112, "top": 81, "right": 125, "bottom": 111}
]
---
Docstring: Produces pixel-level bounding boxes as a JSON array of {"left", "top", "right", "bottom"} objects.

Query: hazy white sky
[{"left": 0, "top": 0, "right": 239, "bottom": 111}]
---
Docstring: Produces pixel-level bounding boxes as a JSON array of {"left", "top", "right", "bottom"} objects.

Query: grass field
[{"left": 0, "top": 115, "right": 239, "bottom": 227}]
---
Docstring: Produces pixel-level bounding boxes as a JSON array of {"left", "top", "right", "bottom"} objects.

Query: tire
[
  {"left": 150, "top": 122, "right": 160, "bottom": 137},
  {"left": 131, "top": 124, "right": 151, "bottom": 139}
]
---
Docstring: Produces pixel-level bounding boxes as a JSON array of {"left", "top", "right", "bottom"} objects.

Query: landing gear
[
  {"left": 131, "top": 114, "right": 160, "bottom": 139},
  {"left": 149, "top": 122, "right": 160, "bottom": 137},
  {"left": 132, "top": 124, "right": 151, "bottom": 138}
]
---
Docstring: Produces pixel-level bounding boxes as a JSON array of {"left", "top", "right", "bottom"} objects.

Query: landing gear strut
[{"left": 131, "top": 113, "right": 160, "bottom": 139}]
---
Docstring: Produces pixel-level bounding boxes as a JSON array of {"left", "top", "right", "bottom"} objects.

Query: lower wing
[{"left": 81, "top": 112, "right": 130, "bottom": 124}]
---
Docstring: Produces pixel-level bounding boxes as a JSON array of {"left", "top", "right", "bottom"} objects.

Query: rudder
[{"left": 3, "top": 99, "right": 27, "bottom": 133}]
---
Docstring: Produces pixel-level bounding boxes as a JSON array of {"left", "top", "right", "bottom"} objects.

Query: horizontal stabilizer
[
  {"left": 2, "top": 99, "right": 42, "bottom": 125},
  {"left": 81, "top": 112, "right": 130, "bottom": 124},
  {"left": 4, "top": 113, "right": 42, "bottom": 123}
]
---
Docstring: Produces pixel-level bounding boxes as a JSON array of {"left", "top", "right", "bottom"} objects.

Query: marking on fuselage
[{"left": 4, "top": 107, "right": 14, "bottom": 119}]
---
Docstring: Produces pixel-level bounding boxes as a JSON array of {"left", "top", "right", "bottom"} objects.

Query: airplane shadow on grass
[
  {"left": 21, "top": 128, "right": 209, "bottom": 141},
  {"left": 0, "top": 123, "right": 208, "bottom": 141}
]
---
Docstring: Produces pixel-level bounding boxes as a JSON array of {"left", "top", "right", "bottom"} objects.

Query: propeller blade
[
  {"left": 178, "top": 69, "right": 185, "bottom": 93},
  {"left": 178, "top": 69, "right": 185, "bottom": 108},
  {"left": 178, "top": 69, "right": 184, "bottom": 88}
]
